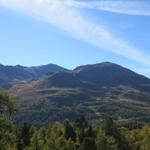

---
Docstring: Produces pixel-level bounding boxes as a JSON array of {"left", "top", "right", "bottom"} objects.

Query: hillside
[
  {"left": 0, "top": 64, "right": 68, "bottom": 88},
  {"left": 9, "top": 62, "right": 150, "bottom": 126}
]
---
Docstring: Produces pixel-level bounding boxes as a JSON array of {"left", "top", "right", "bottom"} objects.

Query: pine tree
[
  {"left": 63, "top": 119, "right": 76, "bottom": 141},
  {"left": 21, "top": 123, "right": 32, "bottom": 148},
  {"left": 0, "top": 90, "right": 17, "bottom": 150}
]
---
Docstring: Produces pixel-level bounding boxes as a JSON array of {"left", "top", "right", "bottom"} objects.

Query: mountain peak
[
  {"left": 73, "top": 62, "right": 150, "bottom": 89},
  {"left": 74, "top": 62, "right": 120, "bottom": 73}
]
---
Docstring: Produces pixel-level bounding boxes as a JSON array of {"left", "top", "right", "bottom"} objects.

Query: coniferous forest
[{"left": 1, "top": 90, "right": 150, "bottom": 150}]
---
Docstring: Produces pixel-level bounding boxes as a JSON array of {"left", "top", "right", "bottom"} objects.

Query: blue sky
[{"left": 0, "top": 0, "right": 150, "bottom": 77}]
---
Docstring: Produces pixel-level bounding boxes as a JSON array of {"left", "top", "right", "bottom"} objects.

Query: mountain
[
  {"left": 0, "top": 64, "right": 69, "bottom": 88},
  {"left": 9, "top": 62, "right": 150, "bottom": 126},
  {"left": 74, "top": 62, "right": 150, "bottom": 91}
]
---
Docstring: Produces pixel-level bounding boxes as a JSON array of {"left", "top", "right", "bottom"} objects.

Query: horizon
[
  {"left": 0, "top": 0, "right": 150, "bottom": 77},
  {"left": 1, "top": 61, "right": 150, "bottom": 79}
]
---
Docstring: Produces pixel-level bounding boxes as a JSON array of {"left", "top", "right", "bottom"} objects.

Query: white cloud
[
  {"left": 0, "top": 0, "right": 150, "bottom": 66},
  {"left": 66, "top": 0, "right": 150, "bottom": 16}
]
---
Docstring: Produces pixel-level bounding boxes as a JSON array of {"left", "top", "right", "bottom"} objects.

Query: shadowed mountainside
[
  {"left": 9, "top": 62, "right": 150, "bottom": 126},
  {"left": 0, "top": 63, "right": 69, "bottom": 88}
]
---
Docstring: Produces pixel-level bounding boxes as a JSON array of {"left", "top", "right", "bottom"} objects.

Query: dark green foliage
[
  {"left": 81, "top": 137, "right": 96, "bottom": 150},
  {"left": 85, "top": 126, "right": 95, "bottom": 138},
  {"left": 96, "top": 129, "right": 118, "bottom": 150},
  {"left": 21, "top": 123, "right": 32, "bottom": 148},
  {"left": 75, "top": 115, "right": 88, "bottom": 129},
  {"left": 103, "top": 117, "right": 114, "bottom": 136},
  {"left": 0, "top": 89, "right": 17, "bottom": 116},
  {"left": 103, "top": 117, "right": 132, "bottom": 150},
  {"left": 2, "top": 114, "right": 150, "bottom": 150},
  {"left": 1, "top": 91, "right": 150, "bottom": 150},
  {"left": 63, "top": 119, "right": 76, "bottom": 141},
  {"left": 0, "top": 90, "right": 17, "bottom": 150}
]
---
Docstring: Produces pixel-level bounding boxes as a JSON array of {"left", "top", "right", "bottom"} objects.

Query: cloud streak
[
  {"left": 0, "top": 0, "right": 150, "bottom": 66},
  {"left": 66, "top": 0, "right": 150, "bottom": 16}
]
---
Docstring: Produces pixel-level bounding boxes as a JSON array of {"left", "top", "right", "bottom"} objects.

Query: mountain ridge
[
  {"left": 8, "top": 62, "right": 150, "bottom": 126},
  {"left": 0, "top": 63, "right": 69, "bottom": 88}
]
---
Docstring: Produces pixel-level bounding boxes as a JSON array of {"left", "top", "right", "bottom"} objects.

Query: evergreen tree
[
  {"left": 96, "top": 128, "right": 118, "bottom": 150},
  {"left": 140, "top": 125, "right": 150, "bottom": 150},
  {"left": 85, "top": 126, "right": 95, "bottom": 138},
  {"left": 75, "top": 115, "right": 88, "bottom": 143},
  {"left": 63, "top": 119, "right": 76, "bottom": 141},
  {"left": 75, "top": 115, "right": 88, "bottom": 129},
  {"left": 21, "top": 123, "right": 32, "bottom": 148},
  {"left": 103, "top": 117, "right": 114, "bottom": 136},
  {"left": 81, "top": 137, "right": 96, "bottom": 150},
  {"left": 0, "top": 90, "right": 17, "bottom": 150}
]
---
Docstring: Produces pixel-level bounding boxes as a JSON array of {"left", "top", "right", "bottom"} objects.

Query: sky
[{"left": 0, "top": 0, "right": 150, "bottom": 77}]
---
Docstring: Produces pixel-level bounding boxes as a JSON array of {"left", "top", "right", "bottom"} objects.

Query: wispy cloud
[
  {"left": 66, "top": 0, "right": 150, "bottom": 16},
  {"left": 0, "top": 0, "right": 150, "bottom": 66}
]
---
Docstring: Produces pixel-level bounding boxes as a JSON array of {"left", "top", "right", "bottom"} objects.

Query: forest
[{"left": 1, "top": 90, "right": 150, "bottom": 150}]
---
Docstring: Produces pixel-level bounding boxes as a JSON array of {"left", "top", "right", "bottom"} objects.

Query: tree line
[{"left": 0, "top": 90, "right": 150, "bottom": 150}]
